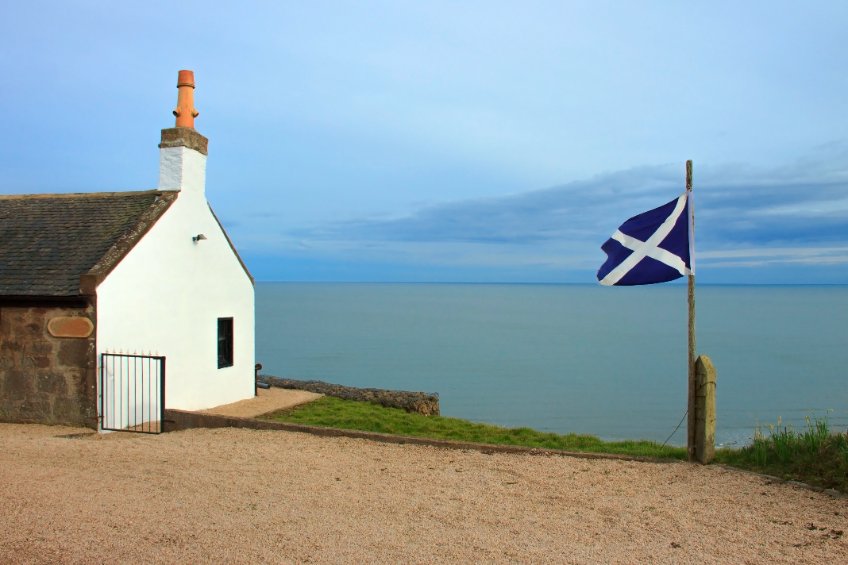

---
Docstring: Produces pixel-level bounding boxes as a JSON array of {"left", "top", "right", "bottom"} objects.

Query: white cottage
[{"left": 0, "top": 70, "right": 255, "bottom": 431}]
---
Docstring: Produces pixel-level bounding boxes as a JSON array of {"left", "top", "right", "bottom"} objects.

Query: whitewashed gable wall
[{"left": 96, "top": 146, "right": 255, "bottom": 413}]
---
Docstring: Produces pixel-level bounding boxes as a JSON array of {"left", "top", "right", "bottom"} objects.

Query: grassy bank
[
  {"left": 265, "top": 396, "right": 848, "bottom": 492},
  {"left": 264, "top": 396, "right": 687, "bottom": 459}
]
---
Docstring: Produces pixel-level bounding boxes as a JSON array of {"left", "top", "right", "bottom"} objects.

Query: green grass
[
  {"left": 263, "top": 396, "right": 687, "bottom": 459},
  {"left": 714, "top": 416, "right": 848, "bottom": 492}
]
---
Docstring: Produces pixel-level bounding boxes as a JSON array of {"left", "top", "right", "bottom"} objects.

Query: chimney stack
[
  {"left": 173, "top": 70, "right": 199, "bottom": 128},
  {"left": 158, "top": 70, "right": 208, "bottom": 194}
]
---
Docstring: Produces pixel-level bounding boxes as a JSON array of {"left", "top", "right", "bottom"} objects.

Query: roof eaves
[
  {"left": 208, "top": 204, "right": 255, "bottom": 286},
  {"left": 80, "top": 191, "right": 179, "bottom": 295}
]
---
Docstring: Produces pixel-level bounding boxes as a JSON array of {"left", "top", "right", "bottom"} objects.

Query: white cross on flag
[{"left": 597, "top": 193, "right": 693, "bottom": 286}]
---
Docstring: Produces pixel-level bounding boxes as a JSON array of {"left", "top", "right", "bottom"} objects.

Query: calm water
[{"left": 256, "top": 283, "right": 848, "bottom": 446}]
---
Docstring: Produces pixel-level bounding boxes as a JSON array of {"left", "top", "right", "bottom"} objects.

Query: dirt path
[
  {"left": 1, "top": 423, "right": 846, "bottom": 564},
  {"left": 201, "top": 387, "right": 323, "bottom": 418}
]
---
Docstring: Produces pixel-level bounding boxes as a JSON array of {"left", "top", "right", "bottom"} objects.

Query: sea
[{"left": 255, "top": 283, "right": 848, "bottom": 447}]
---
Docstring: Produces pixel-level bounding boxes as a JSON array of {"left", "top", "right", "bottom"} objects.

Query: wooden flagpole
[{"left": 686, "top": 160, "right": 697, "bottom": 461}]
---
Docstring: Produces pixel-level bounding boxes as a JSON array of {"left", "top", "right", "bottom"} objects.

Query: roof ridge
[{"left": 0, "top": 189, "right": 176, "bottom": 201}]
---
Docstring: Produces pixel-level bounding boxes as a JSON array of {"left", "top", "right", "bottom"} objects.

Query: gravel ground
[{"left": 1, "top": 423, "right": 846, "bottom": 564}]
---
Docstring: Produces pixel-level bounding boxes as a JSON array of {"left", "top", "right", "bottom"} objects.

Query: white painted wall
[{"left": 97, "top": 144, "right": 255, "bottom": 417}]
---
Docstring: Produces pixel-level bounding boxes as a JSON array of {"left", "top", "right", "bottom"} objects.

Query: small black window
[{"left": 217, "top": 318, "right": 233, "bottom": 369}]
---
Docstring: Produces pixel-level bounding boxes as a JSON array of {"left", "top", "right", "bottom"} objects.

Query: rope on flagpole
[{"left": 662, "top": 409, "right": 688, "bottom": 448}]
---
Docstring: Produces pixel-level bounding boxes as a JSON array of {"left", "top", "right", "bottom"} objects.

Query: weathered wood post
[
  {"left": 685, "top": 160, "right": 697, "bottom": 462},
  {"left": 694, "top": 354, "right": 716, "bottom": 464}
]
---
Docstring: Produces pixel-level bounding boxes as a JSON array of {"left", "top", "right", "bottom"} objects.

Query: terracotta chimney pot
[{"left": 173, "top": 69, "right": 200, "bottom": 128}]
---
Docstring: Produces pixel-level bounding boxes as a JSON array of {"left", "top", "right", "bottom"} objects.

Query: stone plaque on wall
[{"left": 47, "top": 317, "right": 94, "bottom": 338}]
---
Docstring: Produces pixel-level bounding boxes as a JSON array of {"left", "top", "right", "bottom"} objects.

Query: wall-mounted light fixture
[{"left": 192, "top": 233, "right": 207, "bottom": 243}]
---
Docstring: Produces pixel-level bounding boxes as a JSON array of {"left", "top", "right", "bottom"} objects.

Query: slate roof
[{"left": 0, "top": 190, "right": 177, "bottom": 298}]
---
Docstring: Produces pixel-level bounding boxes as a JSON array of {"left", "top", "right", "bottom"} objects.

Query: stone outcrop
[{"left": 259, "top": 376, "right": 440, "bottom": 416}]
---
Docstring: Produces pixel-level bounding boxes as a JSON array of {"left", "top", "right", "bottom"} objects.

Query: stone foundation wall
[
  {"left": 260, "top": 376, "right": 440, "bottom": 416},
  {"left": 0, "top": 302, "right": 98, "bottom": 428}
]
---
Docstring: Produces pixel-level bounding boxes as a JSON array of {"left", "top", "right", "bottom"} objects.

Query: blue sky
[{"left": 1, "top": 1, "right": 846, "bottom": 283}]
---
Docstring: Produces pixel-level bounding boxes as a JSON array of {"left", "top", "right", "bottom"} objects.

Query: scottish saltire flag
[{"left": 597, "top": 193, "right": 692, "bottom": 286}]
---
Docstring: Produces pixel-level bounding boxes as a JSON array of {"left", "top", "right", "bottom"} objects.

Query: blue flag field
[{"left": 597, "top": 193, "right": 692, "bottom": 286}]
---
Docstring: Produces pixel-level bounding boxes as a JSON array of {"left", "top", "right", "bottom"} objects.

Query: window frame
[{"left": 217, "top": 317, "right": 234, "bottom": 369}]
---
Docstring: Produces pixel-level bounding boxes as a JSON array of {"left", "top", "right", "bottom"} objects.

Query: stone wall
[
  {"left": 0, "top": 301, "right": 98, "bottom": 428},
  {"left": 260, "top": 376, "right": 440, "bottom": 416}
]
